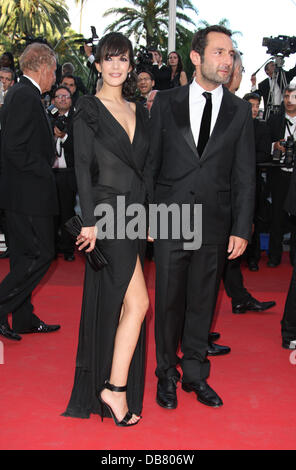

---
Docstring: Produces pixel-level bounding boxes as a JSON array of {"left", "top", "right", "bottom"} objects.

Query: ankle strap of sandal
[{"left": 104, "top": 380, "right": 127, "bottom": 392}]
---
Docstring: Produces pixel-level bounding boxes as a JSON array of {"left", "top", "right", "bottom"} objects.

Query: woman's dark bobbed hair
[{"left": 95, "top": 32, "right": 137, "bottom": 99}]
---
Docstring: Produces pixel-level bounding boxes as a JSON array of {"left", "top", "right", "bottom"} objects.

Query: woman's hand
[
  {"left": 147, "top": 227, "right": 154, "bottom": 242},
  {"left": 76, "top": 226, "right": 97, "bottom": 253}
]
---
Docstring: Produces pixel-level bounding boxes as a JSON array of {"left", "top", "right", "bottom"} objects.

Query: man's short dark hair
[
  {"left": 264, "top": 61, "right": 274, "bottom": 73},
  {"left": 284, "top": 84, "right": 296, "bottom": 94},
  {"left": 61, "top": 73, "right": 76, "bottom": 84},
  {"left": 53, "top": 85, "right": 72, "bottom": 98},
  {"left": 243, "top": 92, "right": 261, "bottom": 103},
  {"left": 191, "top": 25, "right": 232, "bottom": 60},
  {"left": 137, "top": 70, "right": 155, "bottom": 81}
]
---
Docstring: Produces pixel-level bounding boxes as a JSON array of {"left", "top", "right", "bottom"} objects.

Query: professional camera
[
  {"left": 282, "top": 136, "right": 296, "bottom": 166},
  {"left": 262, "top": 35, "right": 296, "bottom": 57},
  {"left": 76, "top": 26, "right": 99, "bottom": 55},
  {"left": 47, "top": 106, "right": 69, "bottom": 134},
  {"left": 135, "top": 46, "right": 153, "bottom": 73}
]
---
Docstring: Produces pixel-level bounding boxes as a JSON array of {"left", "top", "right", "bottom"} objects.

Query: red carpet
[{"left": 0, "top": 252, "right": 296, "bottom": 450}]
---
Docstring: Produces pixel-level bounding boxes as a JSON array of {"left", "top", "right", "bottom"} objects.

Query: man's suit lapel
[
  {"left": 171, "top": 85, "right": 237, "bottom": 162},
  {"left": 171, "top": 85, "right": 197, "bottom": 157},
  {"left": 200, "top": 87, "right": 237, "bottom": 161}
]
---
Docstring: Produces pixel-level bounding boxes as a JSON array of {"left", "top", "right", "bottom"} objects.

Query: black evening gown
[{"left": 62, "top": 95, "right": 150, "bottom": 419}]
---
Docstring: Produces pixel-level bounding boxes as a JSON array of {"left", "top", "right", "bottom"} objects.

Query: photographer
[
  {"left": 49, "top": 85, "right": 77, "bottom": 262},
  {"left": 0, "top": 67, "right": 15, "bottom": 103},
  {"left": 149, "top": 49, "right": 171, "bottom": 90},
  {"left": 60, "top": 73, "right": 79, "bottom": 106},
  {"left": 251, "top": 60, "right": 296, "bottom": 114},
  {"left": 267, "top": 85, "right": 296, "bottom": 267},
  {"left": 136, "top": 70, "right": 155, "bottom": 108},
  {"left": 243, "top": 92, "right": 272, "bottom": 271},
  {"left": 83, "top": 43, "right": 98, "bottom": 94},
  {"left": 61, "top": 62, "right": 88, "bottom": 96}
]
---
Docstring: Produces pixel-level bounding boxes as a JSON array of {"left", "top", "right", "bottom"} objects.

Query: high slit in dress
[{"left": 62, "top": 95, "right": 150, "bottom": 418}]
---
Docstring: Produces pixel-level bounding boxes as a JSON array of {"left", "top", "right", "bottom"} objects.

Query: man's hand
[
  {"left": 251, "top": 74, "right": 257, "bottom": 87},
  {"left": 227, "top": 235, "right": 248, "bottom": 260},
  {"left": 150, "top": 51, "right": 159, "bottom": 64},
  {"left": 54, "top": 126, "right": 66, "bottom": 139},
  {"left": 84, "top": 44, "right": 92, "bottom": 57},
  {"left": 274, "top": 140, "right": 286, "bottom": 153}
]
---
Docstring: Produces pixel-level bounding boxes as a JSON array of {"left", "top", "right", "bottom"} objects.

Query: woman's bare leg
[{"left": 101, "top": 256, "right": 149, "bottom": 424}]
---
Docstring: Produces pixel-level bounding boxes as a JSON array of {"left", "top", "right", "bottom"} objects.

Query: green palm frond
[{"left": 103, "top": 0, "right": 198, "bottom": 48}]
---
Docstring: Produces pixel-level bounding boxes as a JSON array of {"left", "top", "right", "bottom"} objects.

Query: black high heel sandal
[{"left": 98, "top": 381, "right": 141, "bottom": 427}]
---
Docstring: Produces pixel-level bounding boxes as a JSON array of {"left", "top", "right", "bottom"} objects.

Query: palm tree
[
  {"left": 74, "top": 0, "right": 87, "bottom": 34},
  {"left": 0, "top": 0, "right": 70, "bottom": 38},
  {"left": 103, "top": 0, "right": 198, "bottom": 49}
]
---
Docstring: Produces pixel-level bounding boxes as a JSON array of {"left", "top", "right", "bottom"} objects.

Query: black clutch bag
[{"left": 64, "top": 215, "right": 108, "bottom": 272}]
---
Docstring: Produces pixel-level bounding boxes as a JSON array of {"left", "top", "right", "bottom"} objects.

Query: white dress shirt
[{"left": 189, "top": 79, "right": 223, "bottom": 146}]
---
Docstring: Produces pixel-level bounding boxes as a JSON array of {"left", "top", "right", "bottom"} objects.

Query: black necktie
[{"left": 197, "top": 92, "right": 212, "bottom": 156}]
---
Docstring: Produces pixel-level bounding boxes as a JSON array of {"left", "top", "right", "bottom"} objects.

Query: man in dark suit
[
  {"left": 251, "top": 61, "right": 296, "bottom": 115},
  {"left": 0, "top": 42, "right": 60, "bottom": 341},
  {"left": 150, "top": 25, "right": 256, "bottom": 410},
  {"left": 217, "top": 87, "right": 275, "bottom": 314},
  {"left": 0, "top": 67, "right": 15, "bottom": 258},
  {"left": 149, "top": 49, "right": 171, "bottom": 90},
  {"left": 266, "top": 85, "right": 296, "bottom": 267},
  {"left": 49, "top": 85, "right": 77, "bottom": 261},
  {"left": 281, "top": 143, "right": 296, "bottom": 349},
  {"left": 243, "top": 92, "right": 273, "bottom": 270}
]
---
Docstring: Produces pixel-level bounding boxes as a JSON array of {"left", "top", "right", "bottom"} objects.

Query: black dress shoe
[
  {"left": 248, "top": 260, "right": 259, "bottom": 271},
  {"left": 208, "top": 332, "right": 220, "bottom": 342},
  {"left": 232, "top": 296, "right": 276, "bottom": 314},
  {"left": 267, "top": 259, "right": 281, "bottom": 267},
  {"left": 156, "top": 377, "right": 178, "bottom": 409},
  {"left": 207, "top": 342, "right": 231, "bottom": 356},
  {"left": 182, "top": 380, "right": 223, "bottom": 407},
  {"left": 0, "top": 323, "right": 22, "bottom": 341},
  {"left": 282, "top": 339, "right": 296, "bottom": 350},
  {"left": 17, "top": 320, "right": 61, "bottom": 334},
  {"left": 64, "top": 254, "right": 75, "bottom": 262},
  {"left": 0, "top": 249, "right": 9, "bottom": 259}
]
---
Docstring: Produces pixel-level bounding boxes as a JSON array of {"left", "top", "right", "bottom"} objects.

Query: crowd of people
[{"left": 0, "top": 25, "right": 296, "bottom": 428}]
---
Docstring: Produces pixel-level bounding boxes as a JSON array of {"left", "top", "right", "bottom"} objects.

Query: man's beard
[{"left": 200, "top": 62, "right": 231, "bottom": 86}]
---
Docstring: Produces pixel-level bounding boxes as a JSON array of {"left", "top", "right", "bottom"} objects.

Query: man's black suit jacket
[
  {"left": 0, "top": 76, "right": 58, "bottom": 216},
  {"left": 253, "top": 118, "right": 272, "bottom": 163},
  {"left": 152, "top": 64, "right": 171, "bottom": 90},
  {"left": 149, "top": 84, "right": 256, "bottom": 245},
  {"left": 267, "top": 110, "right": 286, "bottom": 142}
]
